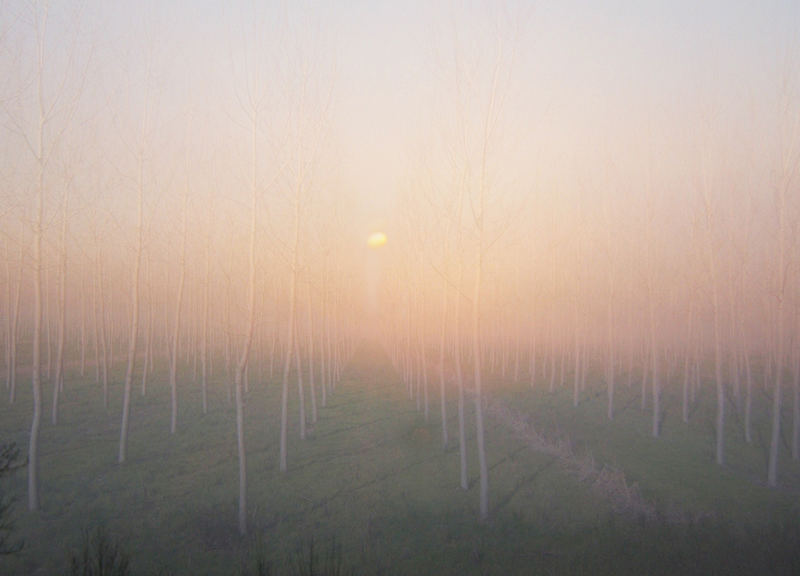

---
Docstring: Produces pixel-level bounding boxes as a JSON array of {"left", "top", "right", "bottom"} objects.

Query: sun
[{"left": 367, "top": 231, "right": 387, "bottom": 248}]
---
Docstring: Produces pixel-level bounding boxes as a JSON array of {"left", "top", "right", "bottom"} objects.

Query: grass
[
  {"left": 491, "top": 365, "right": 800, "bottom": 525},
  {"left": 0, "top": 345, "right": 798, "bottom": 574}
]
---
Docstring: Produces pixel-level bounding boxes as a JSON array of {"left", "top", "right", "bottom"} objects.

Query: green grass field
[{"left": 1, "top": 346, "right": 800, "bottom": 575}]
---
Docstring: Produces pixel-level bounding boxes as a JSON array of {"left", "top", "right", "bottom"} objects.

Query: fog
[{"left": 1, "top": 1, "right": 800, "bottom": 573}]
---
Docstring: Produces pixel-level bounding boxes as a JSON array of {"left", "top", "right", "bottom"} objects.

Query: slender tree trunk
[
  {"left": 793, "top": 343, "right": 800, "bottom": 460},
  {"left": 325, "top": 285, "right": 334, "bottom": 395},
  {"left": 648, "top": 280, "right": 660, "bottom": 438},
  {"left": 92, "top": 258, "right": 99, "bottom": 385},
  {"left": 700, "top": 166, "right": 725, "bottom": 464},
  {"left": 743, "top": 332, "right": 753, "bottom": 444},
  {"left": 45, "top": 266, "right": 52, "bottom": 383},
  {"left": 422, "top": 328, "right": 429, "bottom": 420},
  {"left": 320, "top": 267, "right": 328, "bottom": 408},
  {"left": 29, "top": 162, "right": 43, "bottom": 511},
  {"left": 170, "top": 189, "right": 188, "bottom": 435},
  {"left": 473, "top": 241, "right": 488, "bottom": 520},
  {"left": 99, "top": 258, "right": 109, "bottom": 409},
  {"left": 711, "top": 279, "right": 724, "bottom": 464},
  {"left": 419, "top": 259, "right": 429, "bottom": 421},
  {"left": 573, "top": 324, "right": 581, "bottom": 408},
  {"left": 641, "top": 341, "right": 648, "bottom": 412},
  {"left": 549, "top": 330, "right": 556, "bottom": 394},
  {"left": 201, "top": 234, "right": 209, "bottom": 415},
  {"left": 2, "top": 243, "right": 7, "bottom": 392},
  {"left": 529, "top": 318, "right": 537, "bottom": 388},
  {"left": 280, "top": 188, "right": 301, "bottom": 473},
  {"left": 682, "top": 300, "right": 694, "bottom": 424},
  {"left": 141, "top": 254, "right": 152, "bottom": 396},
  {"left": 607, "top": 281, "right": 615, "bottom": 420},
  {"left": 3, "top": 243, "right": 9, "bottom": 395},
  {"left": 52, "top": 180, "right": 68, "bottom": 424},
  {"left": 730, "top": 297, "right": 742, "bottom": 413},
  {"left": 118, "top": 138, "right": 145, "bottom": 463},
  {"left": 234, "top": 109, "right": 260, "bottom": 536},
  {"left": 107, "top": 282, "right": 113, "bottom": 379},
  {"left": 269, "top": 325, "right": 277, "bottom": 380},
  {"left": 307, "top": 283, "right": 317, "bottom": 425},
  {"left": 471, "top": 57, "right": 499, "bottom": 520},
  {"left": 438, "top": 274, "right": 449, "bottom": 450},
  {"left": 224, "top": 280, "right": 232, "bottom": 403},
  {"left": 7, "top": 237, "right": 22, "bottom": 404},
  {"left": 454, "top": 219, "right": 468, "bottom": 491},
  {"left": 768, "top": 297, "right": 784, "bottom": 486},
  {"left": 80, "top": 274, "right": 86, "bottom": 377},
  {"left": 29, "top": 11, "right": 48, "bottom": 507},
  {"left": 295, "top": 320, "right": 306, "bottom": 440}
]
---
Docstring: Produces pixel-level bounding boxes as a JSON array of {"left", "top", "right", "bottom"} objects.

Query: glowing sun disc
[{"left": 367, "top": 232, "right": 387, "bottom": 248}]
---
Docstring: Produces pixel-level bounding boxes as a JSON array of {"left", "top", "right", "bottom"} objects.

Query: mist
[{"left": 1, "top": 1, "right": 800, "bottom": 574}]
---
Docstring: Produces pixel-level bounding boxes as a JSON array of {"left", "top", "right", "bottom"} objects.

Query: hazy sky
[
  {"left": 2, "top": 0, "right": 799, "bottom": 296},
  {"left": 34, "top": 0, "right": 787, "bottom": 226}
]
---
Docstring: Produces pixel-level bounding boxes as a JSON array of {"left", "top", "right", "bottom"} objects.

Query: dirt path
[{"left": 486, "top": 397, "right": 708, "bottom": 524}]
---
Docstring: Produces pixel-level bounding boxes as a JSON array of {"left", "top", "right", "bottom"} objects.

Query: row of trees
[
  {"left": 2, "top": 1, "right": 799, "bottom": 529},
  {"left": 0, "top": 1, "right": 363, "bottom": 536},
  {"left": 375, "top": 4, "right": 800, "bottom": 520}
]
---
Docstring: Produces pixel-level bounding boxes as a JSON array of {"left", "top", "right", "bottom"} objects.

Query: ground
[{"left": 1, "top": 346, "right": 799, "bottom": 574}]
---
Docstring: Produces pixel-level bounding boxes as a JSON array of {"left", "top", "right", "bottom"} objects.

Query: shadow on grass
[{"left": 491, "top": 455, "right": 557, "bottom": 517}]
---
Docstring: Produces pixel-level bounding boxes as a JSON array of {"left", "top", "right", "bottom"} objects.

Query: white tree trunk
[
  {"left": 201, "top": 233, "right": 210, "bottom": 415},
  {"left": 118, "top": 107, "right": 147, "bottom": 462},
  {"left": 438, "top": 276, "right": 449, "bottom": 450},
  {"left": 141, "top": 254, "right": 152, "bottom": 396},
  {"left": 170, "top": 190, "right": 188, "bottom": 435},
  {"left": 98, "top": 257, "right": 109, "bottom": 409},
  {"left": 768, "top": 179, "right": 788, "bottom": 485},
  {"left": 7, "top": 236, "right": 23, "bottom": 404},
  {"left": 307, "top": 282, "right": 317, "bottom": 425},
  {"left": 280, "top": 193, "right": 301, "bottom": 472},
  {"left": 52, "top": 180, "right": 68, "bottom": 424},
  {"left": 295, "top": 319, "right": 306, "bottom": 440}
]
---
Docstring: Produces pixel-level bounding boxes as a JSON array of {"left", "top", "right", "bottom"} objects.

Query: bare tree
[
  {"left": 602, "top": 182, "right": 619, "bottom": 420},
  {"left": 27, "top": 2, "right": 46, "bottom": 509},
  {"left": 278, "top": 34, "right": 333, "bottom": 472},
  {"left": 768, "top": 61, "right": 800, "bottom": 485},
  {"left": 232, "top": 118, "right": 258, "bottom": 533},
  {"left": 170, "top": 185, "right": 188, "bottom": 435},
  {"left": 96, "top": 240, "right": 109, "bottom": 409},
  {"left": 5, "top": 223, "right": 23, "bottom": 404},
  {"left": 50, "top": 169, "right": 70, "bottom": 424},
  {"left": 13, "top": 0, "right": 89, "bottom": 511},
  {"left": 118, "top": 68, "right": 150, "bottom": 462},
  {"left": 699, "top": 151, "right": 725, "bottom": 464},
  {"left": 141, "top": 250, "right": 152, "bottom": 396},
  {"left": 200, "top": 216, "right": 210, "bottom": 415},
  {"left": 468, "top": 30, "right": 510, "bottom": 521},
  {"left": 279, "top": 173, "right": 300, "bottom": 472},
  {"left": 306, "top": 279, "right": 317, "bottom": 425}
]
